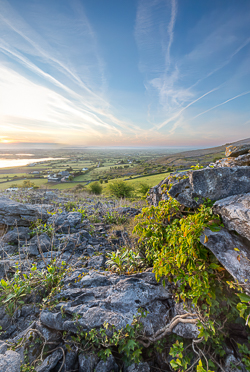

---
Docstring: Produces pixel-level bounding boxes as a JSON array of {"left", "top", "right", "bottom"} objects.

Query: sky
[{"left": 0, "top": 0, "right": 250, "bottom": 148}]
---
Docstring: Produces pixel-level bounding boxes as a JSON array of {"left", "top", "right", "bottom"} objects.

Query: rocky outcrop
[
  {"left": 213, "top": 153, "right": 250, "bottom": 168},
  {"left": 200, "top": 228, "right": 250, "bottom": 290},
  {"left": 168, "top": 167, "right": 250, "bottom": 208},
  {"left": 0, "top": 197, "right": 48, "bottom": 227},
  {"left": 213, "top": 193, "right": 250, "bottom": 241},
  {"left": 225, "top": 144, "right": 250, "bottom": 157},
  {"left": 146, "top": 171, "right": 187, "bottom": 207},
  {"left": 0, "top": 350, "right": 21, "bottom": 372}
]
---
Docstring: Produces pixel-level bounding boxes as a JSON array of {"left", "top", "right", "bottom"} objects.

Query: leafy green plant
[
  {"left": 65, "top": 201, "right": 77, "bottom": 211},
  {"left": 70, "top": 310, "right": 148, "bottom": 364},
  {"left": 134, "top": 197, "right": 224, "bottom": 306},
  {"left": 238, "top": 343, "right": 250, "bottom": 371},
  {"left": 137, "top": 182, "right": 150, "bottom": 196},
  {"left": 108, "top": 180, "right": 134, "bottom": 198},
  {"left": 103, "top": 211, "right": 127, "bottom": 225},
  {"left": 89, "top": 182, "right": 103, "bottom": 195},
  {"left": 30, "top": 220, "right": 54, "bottom": 238},
  {"left": 191, "top": 163, "right": 204, "bottom": 170},
  {"left": 169, "top": 340, "right": 191, "bottom": 371},
  {"left": 106, "top": 248, "right": 145, "bottom": 274},
  {"left": 0, "top": 260, "right": 67, "bottom": 316}
]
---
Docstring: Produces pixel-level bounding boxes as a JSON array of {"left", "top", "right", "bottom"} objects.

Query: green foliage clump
[
  {"left": 137, "top": 182, "right": 150, "bottom": 196},
  {"left": 132, "top": 195, "right": 250, "bottom": 370},
  {"left": 89, "top": 181, "right": 103, "bottom": 195},
  {"left": 106, "top": 248, "right": 145, "bottom": 274},
  {"left": 108, "top": 180, "right": 134, "bottom": 198},
  {"left": 103, "top": 211, "right": 127, "bottom": 225},
  {"left": 70, "top": 310, "right": 148, "bottom": 364},
  {"left": 22, "top": 180, "right": 35, "bottom": 188},
  {"left": 65, "top": 201, "right": 77, "bottom": 211},
  {"left": 0, "top": 260, "right": 67, "bottom": 316},
  {"left": 30, "top": 220, "right": 54, "bottom": 238},
  {"left": 64, "top": 201, "right": 86, "bottom": 221},
  {"left": 134, "top": 197, "right": 224, "bottom": 306}
]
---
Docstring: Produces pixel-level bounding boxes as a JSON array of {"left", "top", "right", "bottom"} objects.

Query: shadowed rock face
[
  {"left": 225, "top": 144, "right": 250, "bottom": 158},
  {"left": 200, "top": 228, "right": 250, "bottom": 290},
  {"left": 168, "top": 167, "right": 250, "bottom": 208},
  {"left": 213, "top": 193, "right": 250, "bottom": 242},
  {"left": 0, "top": 197, "right": 48, "bottom": 227},
  {"left": 40, "top": 271, "right": 173, "bottom": 337}
]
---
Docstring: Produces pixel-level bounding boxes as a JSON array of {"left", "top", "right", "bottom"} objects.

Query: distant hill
[{"left": 150, "top": 138, "right": 250, "bottom": 168}]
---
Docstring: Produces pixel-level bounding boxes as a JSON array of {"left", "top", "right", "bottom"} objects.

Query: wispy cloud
[
  {"left": 0, "top": 0, "right": 143, "bottom": 144},
  {"left": 134, "top": 0, "right": 250, "bottom": 143},
  {"left": 190, "top": 90, "right": 250, "bottom": 121},
  {"left": 156, "top": 86, "right": 220, "bottom": 130}
]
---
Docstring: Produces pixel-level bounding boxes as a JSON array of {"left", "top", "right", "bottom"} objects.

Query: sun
[{"left": 0, "top": 138, "right": 14, "bottom": 144}]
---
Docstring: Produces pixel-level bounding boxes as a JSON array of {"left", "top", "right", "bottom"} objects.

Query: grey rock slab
[
  {"left": 0, "top": 197, "right": 48, "bottom": 227},
  {"left": 78, "top": 353, "right": 99, "bottom": 372},
  {"left": 146, "top": 171, "right": 188, "bottom": 207},
  {"left": 0, "top": 350, "right": 21, "bottom": 372},
  {"left": 224, "top": 354, "right": 247, "bottom": 372},
  {"left": 225, "top": 144, "right": 250, "bottom": 157},
  {"left": 95, "top": 355, "right": 119, "bottom": 372},
  {"left": 2, "top": 227, "right": 30, "bottom": 244},
  {"left": 168, "top": 167, "right": 250, "bottom": 208},
  {"left": 36, "top": 348, "right": 63, "bottom": 372},
  {"left": 200, "top": 228, "right": 250, "bottom": 288},
  {"left": 41, "top": 271, "right": 172, "bottom": 337},
  {"left": 87, "top": 254, "right": 106, "bottom": 269},
  {"left": 62, "top": 350, "right": 78, "bottom": 372},
  {"left": 47, "top": 212, "right": 82, "bottom": 233},
  {"left": 26, "top": 233, "right": 51, "bottom": 256},
  {"left": 213, "top": 193, "right": 250, "bottom": 241},
  {"left": 213, "top": 154, "right": 250, "bottom": 168},
  {"left": 173, "top": 322, "right": 199, "bottom": 339},
  {"left": 0, "top": 341, "right": 7, "bottom": 355},
  {"left": 127, "top": 363, "right": 150, "bottom": 372}
]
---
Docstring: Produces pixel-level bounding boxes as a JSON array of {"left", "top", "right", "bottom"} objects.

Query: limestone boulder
[
  {"left": 40, "top": 271, "right": 173, "bottom": 337},
  {"left": 213, "top": 193, "right": 250, "bottom": 241},
  {"left": 213, "top": 153, "right": 250, "bottom": 168},
  {"left": 47, "top": 212, "right": 82, "bottom": 233},
  {"left": 0, "top": 197, "right": 48, "bottom": 227},
  {"left": 0, "top": 350, "right": 21, "bottom": 372},
  {"left": 36, "top": 349, "right": 63, "bottom": 372},
  {"left": 225, "top": 144, "right": 250, "bottom": 157},
  {"left": 147, "top": 171, "right": 188, "bottom": 206},
  {"left": 200, "top": 228, "right": 250, "bottom": 290},
  {"left": 2, "top": 227, "right": 30, "bottom": 244},
  {"left": 168, "top": 167, "right": 250, "bottom": 208}
]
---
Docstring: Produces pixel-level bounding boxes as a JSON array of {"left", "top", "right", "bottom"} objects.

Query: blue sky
[{"left": 0, "top": 0, "right": 249, "bottom": 147}]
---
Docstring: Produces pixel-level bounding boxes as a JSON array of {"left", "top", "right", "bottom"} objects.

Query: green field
[
  {"left": 97, "top": 172, "right": 170, "bottom": 197},
  {"left": 0, "top": 178, "right": 48, "bottom": 190}
]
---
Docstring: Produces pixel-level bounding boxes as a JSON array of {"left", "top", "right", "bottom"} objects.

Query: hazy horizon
[{"left": 0, "top": 0, "right": 249, "bottom": 147}]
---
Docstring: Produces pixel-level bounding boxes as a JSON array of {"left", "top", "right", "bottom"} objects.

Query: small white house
[{"left": 82, "top": 168, "right": 88, "bottom": 171}]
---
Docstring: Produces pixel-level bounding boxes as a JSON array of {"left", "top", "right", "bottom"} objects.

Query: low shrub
[
  {"left": 137, "top": 182, "right": 150, "bottom": 195},
  {"left": 108, "top": 180, "right": 134, "bottom": 198},
  {"left": 89, "top": 182, "right": 103, "bottom": 195}
]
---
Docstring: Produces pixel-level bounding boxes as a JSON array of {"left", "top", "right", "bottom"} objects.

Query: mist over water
[{"left": 0, "top": 158, "right": 66, "bottom": 169}]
